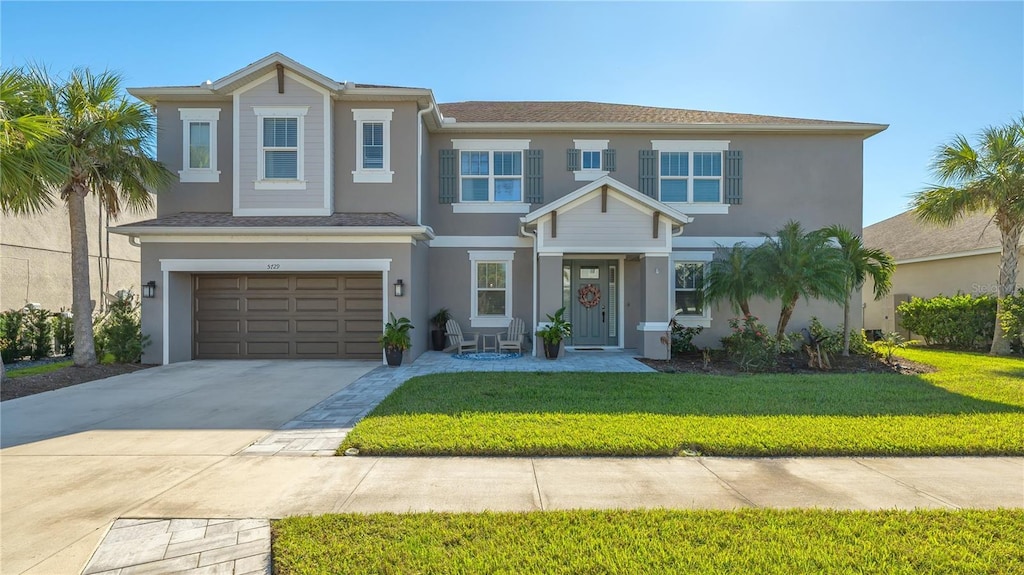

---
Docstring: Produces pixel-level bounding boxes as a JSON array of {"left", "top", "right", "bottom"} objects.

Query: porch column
[
  {"left": 640, "top": 255, "right": 671, "bottom": 359},
  {"left": 537, "top": 254, "right": 564, "bottom": 357}
]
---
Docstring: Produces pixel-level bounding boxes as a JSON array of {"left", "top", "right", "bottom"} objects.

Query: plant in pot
[
  {"left": 536, "top": 306, "right": 572, "bottom": 359},
  {"left": 429, "top": 308, "right": 451, "bottom": 351},
  {"left": 380, "top": 313, "right": 414, "bottom": 367}
]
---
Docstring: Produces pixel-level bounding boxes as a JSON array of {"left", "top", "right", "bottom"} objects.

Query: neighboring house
[
  {"left": 114, "top": 53, "right": 886, "bottom": 365},
  {"left": 1, "top": 197, "right": 151, "bottom": 313},
  {"left": 863, "top": 209, "right": 1023, "bottom": 336}
]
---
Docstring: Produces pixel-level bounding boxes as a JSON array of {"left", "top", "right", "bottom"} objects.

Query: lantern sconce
[
  {"left": 142, "top": 281, "right": 157, "bottom": 299},
  {"left": 393, "top": 279, "right": 405, "bottom": 297}
]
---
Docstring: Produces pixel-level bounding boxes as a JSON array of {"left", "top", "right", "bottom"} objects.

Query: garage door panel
[{"left": 194, "top": 273, "right": 382, "bottom": 360}]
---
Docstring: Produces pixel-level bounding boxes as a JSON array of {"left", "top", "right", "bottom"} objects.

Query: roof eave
[
  {"left": 437, "top": 121, "right": 889, "bottom": 137},
  {"left": 111, "top": 225, "right": 436, "bottom": 240}
]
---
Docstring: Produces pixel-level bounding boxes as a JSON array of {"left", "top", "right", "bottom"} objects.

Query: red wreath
[{"left": 577, "top": 284, "right": 601, "bottom": 308}]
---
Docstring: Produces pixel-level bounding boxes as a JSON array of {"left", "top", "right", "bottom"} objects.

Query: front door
[{"left": 564, "top": 260, "right": 618, "bottom": 347}]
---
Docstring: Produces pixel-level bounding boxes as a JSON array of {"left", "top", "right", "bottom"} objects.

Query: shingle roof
[
  {"left": 123, "top": 212, "right": 414, "bottom": 228},
  {"left": 437, "top": 101, "right": 864, "bottom": 126},
  {"left": 863, "top": 210, "right": 1007, "bottom": 261}
]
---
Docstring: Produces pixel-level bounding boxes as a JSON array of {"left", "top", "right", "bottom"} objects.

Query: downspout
[
  {"left": 128, "top": 236, "right": 142, "bottom": 247},
  {"left": 416, "top": 102, "right": 435, "bottom": 226},
  {"left": 521, "top": 224, "right": 538, "bottom": 357}
]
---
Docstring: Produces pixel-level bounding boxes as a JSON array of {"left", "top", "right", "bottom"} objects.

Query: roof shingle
[
  {"left": 122, "top": 212, "right": 414, "bottom": 228},
  {"left": 863, "top": 210, "right": 1009, "bottom": 261}
]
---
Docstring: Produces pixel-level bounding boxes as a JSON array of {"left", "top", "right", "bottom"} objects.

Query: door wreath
[{"left": 577, "top": 284, "right": 601, "bottom": 308}]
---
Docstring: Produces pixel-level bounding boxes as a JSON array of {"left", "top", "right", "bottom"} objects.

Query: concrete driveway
[{"left": 0, "top": 360, "right": 378, "bottom": 574}]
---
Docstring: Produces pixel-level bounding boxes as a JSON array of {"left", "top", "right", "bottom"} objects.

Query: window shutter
[
  {"left": 724, "top": 150, "right": 743, "bottom": 205},
  {"left": 439, "top": 149, "right": 456, "bottom": 204},
  {"left": 603, "top": 148, "right": 617, "bottom": 172},
  {"left": 525, "top": 149, "right": 544, "bottom": 204},
  {"left": 638, "top": 149, "right": 658, "bottom": 198},
  {"left": 566, "top": 148, "right": 580, "bottom": 172}
]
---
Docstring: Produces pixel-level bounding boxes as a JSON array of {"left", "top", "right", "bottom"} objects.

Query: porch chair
[
  {"left": 498, "top": 317, "right": 525, "bottom": 354},
  {"left": 445, "top": 319, "right": 479, "bottom": 354}
]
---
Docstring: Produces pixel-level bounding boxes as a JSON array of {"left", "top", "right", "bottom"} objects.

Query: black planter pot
[
  {"left": 430, "top": 329, "right": 447, "bottom": 351},
  {"left": 543, "top": 341, "right": 561, "bottom": 360},
  {"left": 385, "top": 348, "right": 404, "bottom": 367}
]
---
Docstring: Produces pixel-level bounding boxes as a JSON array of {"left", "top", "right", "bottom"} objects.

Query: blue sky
[{"left": 3, "top": 1, "right": 1021, "bottom": 226}]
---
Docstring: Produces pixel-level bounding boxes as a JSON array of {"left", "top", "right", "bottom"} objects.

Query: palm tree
[
  {"left": 755, "top": 220, "right": 849, "bottom": 341},
  {"left": 911, "top": 118, "right": 1024, "bottom": 355},
  {"left": 1, "top": 66, "right": 172, "bottom": 367},
  {"left": 823, "top": 225, "right": 895, "bottom": 356},
  {"left": 703, "top": 243, "right": 761, "bottom": 317}
]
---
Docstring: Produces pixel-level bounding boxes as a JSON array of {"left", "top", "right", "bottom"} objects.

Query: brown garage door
[{"left": 193, "top": 274, "right": 382, "bottom": 359}]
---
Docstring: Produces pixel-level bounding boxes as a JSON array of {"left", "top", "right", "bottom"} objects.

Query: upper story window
[
  {"left": 569, "top": 139, "right": 613, "bottom": 181},
  {"left": 651, "top": 140, "right": 730, "bottom": 211},
  {"left": 254, "top": 106, "right": 307, "bottom": 190},
  {"left": 352, "top": 109, "right": 394, "bottom": 183},
  {"left": 178, "top": 108, "right": 220, "bottom": 183},
  {"left": 451, "top": 139, "right": 531, "bottom": 213},
  {"left": 582, "top": 151, "right": 601, "bottom": 170}
]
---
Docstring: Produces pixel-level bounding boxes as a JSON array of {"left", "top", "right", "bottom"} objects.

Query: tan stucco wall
[{"left": 1, "top": 196, "right": 151, "bottom": 312}]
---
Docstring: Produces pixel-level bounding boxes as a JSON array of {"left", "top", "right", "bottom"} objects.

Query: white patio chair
[
  {"left": 445, "top": 319, "right": 479, "bottom": 354},
  {"left": 498, "top": 317, "right": 525, "bottom": 354}
]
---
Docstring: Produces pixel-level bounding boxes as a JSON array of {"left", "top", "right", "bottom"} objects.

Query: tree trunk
[
  {"left": 68, "top": 188, "right": 98, "bottom": 366},
  {"left": 1, "top": 360, "right": 6, "bottom": 383},
  {"left": 991, "top": 218, "right": 1022, "bottom": 356},
  {"left": 775, "top": 296, "right": 797, "bottom": 341},
  {"left": 842, "top": 296, "right": 851, "bottom": 356},
  {"left": 740, "top": 300, "right": 751, "bottom": 317}
]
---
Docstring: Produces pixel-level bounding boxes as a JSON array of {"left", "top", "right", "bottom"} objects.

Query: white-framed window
[
  {"left": 452, "top": 139, "right": 531, "bottom": 213},
  {"left": 672, "top": 251, "right": 714, "bottom": 327},
  {"left": 254, "top": 106, "right": 307, "bottom": 190},
  {"left": 573, "top": 139, "right": 609, "bottom": 181},
  {"left": 352, "top": 109, "right": 394, "bottom": 183},
  {"left": 652, "top": 140, "right": 729, "bottom": 207},
  {"left": 179, "top": 108, "right": 220, "bottom": 183},
  {"left": 469, "top": 250, "right": 514, "bottom": 328}
]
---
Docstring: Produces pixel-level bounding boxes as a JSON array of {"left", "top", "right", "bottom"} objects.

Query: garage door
[{"left": 193, "top": 274, "right": 382, "bottom": 359}]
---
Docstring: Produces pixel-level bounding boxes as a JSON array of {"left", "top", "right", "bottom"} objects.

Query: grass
[
  {"left": 273, "top": 509, "right": 1024, "bottom": 574},
  {"left": 6, "top": 360, "right": 73, "bottom": 378},
  {"left": 340, "top": 348, "right": 1024, "bottom": 456}
]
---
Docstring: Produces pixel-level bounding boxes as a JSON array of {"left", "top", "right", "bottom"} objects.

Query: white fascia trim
[
  {"left": 652, "top": 140, "right": 730, "bottom": 152},
  {"left": 895, "top": 246, "right": 1003, "bottom": 265},
  {"left": 573, "top": 139, "right": 609, "bottom": 150},
  {"left": 179, "top": 108, "right": 221, "bottom": 183},
  {"left": 160, "top": 258, "right": 392, "bottom": 273},
  {"left": 115, "top": 225, "right": 433, "bottom": 238},
  {"left": 665, "top": 202, "right": 729, "bottom": 215},
  {"left": 437, "top": 122, "right": 889, "bottom": 136},
  {"left": 453, "top": 203, "right": 531, "bottom": 214},
  {"left": 637, "top": 322, "right": 670, "bottom": 332},
  {"left": 352, "top": 108, "right": 395, "bottom": 183},
  {"left": 212, "top": 53, "right": 341, "bottom": 93},
  {"left": 673, "top": 236, "right": 768, "bottom": 249},
  {"left": 136, "top": 235, "right": 417, "bottom": 244},
  {"left": 430, "top": 236, "right": 532, "bottom": 248},
  {"left": 451, "top": 138, "right": 531, "bottom": 151}
]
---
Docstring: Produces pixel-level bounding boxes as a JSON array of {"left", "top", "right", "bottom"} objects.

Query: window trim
[
  {"left": 179, "top": 108, "right": 220, "bottom": 183},
  {"left": 469, "top": 250, "right": 514, "bottom": 328},
  {"left": 254, "top": 106, "right": 307, "bottom": 190},
  {"left": 671, "top": 252, "right": 714, "bottom": 328},
  {"left": 451, "top": 139, "right": 531, "bottom": 212},
  {"left": 352, "top": 108, "right": 394, "bottom": 183},
  {"left": 573, "top": 138, "right": 609, "bottom": 181},
  {"left": 652, "top": 140, "right": 730, "bottom": 209}
]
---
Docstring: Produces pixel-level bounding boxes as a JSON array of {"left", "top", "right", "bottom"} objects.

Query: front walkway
[{"left": 239, "top": 350, "right": 653, "bottom": 456}]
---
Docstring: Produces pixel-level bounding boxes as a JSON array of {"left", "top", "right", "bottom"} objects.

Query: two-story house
[{"left": 114, "top": 53, "right": 886, "bottom": 364}]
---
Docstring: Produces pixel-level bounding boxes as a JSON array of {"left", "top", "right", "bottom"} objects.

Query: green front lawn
[
  {"left": 6, "top": 360, "right": 73, "bottom": 378},
  {"left": 274, "top": 509, "right": 1024, "bottom": 575},
  {"left": 339, "top": 349, "right": 1024, "bottom": 456}
]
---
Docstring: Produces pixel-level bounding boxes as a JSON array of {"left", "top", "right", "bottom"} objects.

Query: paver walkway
[{"left": 239, "top": 350, "right": 653, "bottom": 456}]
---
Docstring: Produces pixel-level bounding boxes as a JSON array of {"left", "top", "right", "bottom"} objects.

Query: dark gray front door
[{"left": 565, "top": 260, "right": 617, "bottom": 346}]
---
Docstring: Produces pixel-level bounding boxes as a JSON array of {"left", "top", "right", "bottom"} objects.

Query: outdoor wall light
[
  {"left": 393, "top": 279, "right": 405, "bottom": 297},
  {"left": 142, "top": 281, "right": 157, "bottom": 299}
]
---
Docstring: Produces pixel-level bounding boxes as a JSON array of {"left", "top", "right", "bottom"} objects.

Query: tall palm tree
[
  {"left": 911, "top": 117, "right": 1024, "bottom": 355},
  {"left": 703, "top": 242, "right": 761, "bottom": 317},
  {"left": 2, "top": 66, "right": 172, "bottom": 367},
  {"left": 755, "top": 220, "right": 849, "bottom": 341},
  {"left": 823, "top": 225, "right": 895, "bottom": 356}
]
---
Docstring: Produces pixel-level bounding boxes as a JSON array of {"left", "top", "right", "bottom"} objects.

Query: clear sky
[{"left": 2, "top": 1, "right": 1021, "bottom": 226}]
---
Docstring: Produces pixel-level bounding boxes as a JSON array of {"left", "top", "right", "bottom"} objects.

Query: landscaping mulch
[
  {"left": 1, "top": 362, "right": 156, "bottom": 401},
  {"left": 640, "top": 352, "right": 936, "bottom": 376}
]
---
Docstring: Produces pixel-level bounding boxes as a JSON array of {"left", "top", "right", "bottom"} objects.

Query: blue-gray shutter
[
  {"left": 439, "top": 149, "right": 456, "bottom": 204},
  {"left": 724, "top": 150, "right": 743, "bottom": 205},
  {"left": 603, "top": 148, "right": 617, "bottom": 172},
  {"left": 566, "top": 148, "right": 580, "bottom": 172},
  {"left": 638, "top": 149, "right": 658, "bottom": 198},
  {"left": 525, "top": 149, "right": 544, "bottom": 204}
]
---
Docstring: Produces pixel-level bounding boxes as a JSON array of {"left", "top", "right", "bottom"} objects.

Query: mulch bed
[
  {"left": 1, "top": 363, "right": 156, "bottom": 401},
  {"left": 639, "top": 352, "right": 936, "bottom": 376}
]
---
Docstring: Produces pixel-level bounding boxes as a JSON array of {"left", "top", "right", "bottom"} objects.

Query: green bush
[
  {"left": 896, "top": 294, "right": 996, "bottom": 350},
  {"left": 94, "top": 292, "right": 149, "bottom": 363},
  {"left": 51, "top": 309, "right": 74, "bottom": 356},
  {"left": 803, "top": 317, "right": 872, "bottom": 356},
  {"left": 22, "top": 305, "right": 53, "bottom": 360},
  {"left": 668, "top": 321, "right": 703, "bottom": 355},
  {"left": 721, "top": 315, "right": 778, "bottom": 372},
  {"left": 0, "top": 309, "right": 27, "bottom": 363},
  {"left": 999, "top": 289, "right": 1024, "bottom": 354}
]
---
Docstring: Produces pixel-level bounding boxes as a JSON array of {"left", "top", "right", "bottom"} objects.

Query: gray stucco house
[{"left": 114, "top": 53, "right": 886, "bottom": 364}]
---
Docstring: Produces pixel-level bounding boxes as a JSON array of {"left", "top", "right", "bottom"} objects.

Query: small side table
[{"left": 481, "top": 333, "right": 498, "bottom": 353}]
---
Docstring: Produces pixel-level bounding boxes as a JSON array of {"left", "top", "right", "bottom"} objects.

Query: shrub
[
  {"left": 872, "top": 332, "right": 917, "bottom": 364},
  {"left": 94, "top": 291, "right": 149, "bottom": 363},
  {"left": 0, "top": 309, "right": 27, "bottom": 363},
  {"left": 999, "top": 289, "right": 1024, "bottom": 355},
  {"left": 896, "top": 294, "right": 996, "bottom": 350},
  {"left": 668, "top": 321, "right": 703, "bottom": 355},
  {"left": 51, "top": 309, "right": 74, "bottom": 356},
  {"left": 721, "top": 315, "right": 777, "bottom": 372},
  {"left": 804, "top": 317, "right": 872, "bottom": 356},
  {"left": 22, "top": 305, "right": 53, "bottom": 360}
]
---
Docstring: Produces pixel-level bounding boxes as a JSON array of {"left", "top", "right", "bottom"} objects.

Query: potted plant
[
  {"left": 380, "top": 313, "right": 414, "bottom": 367},
  {"left": 429, "top": 308, "right": 451, "bottom": 351},
  {"left": 536, "top": 306, "right": 572, "bottom": 359}
]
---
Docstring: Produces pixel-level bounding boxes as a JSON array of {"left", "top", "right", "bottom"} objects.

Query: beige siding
[
  {"left": 237, "top": 73, "right": 328, "bottom": 212},
  {"left": 543, "top": 195, "right": 667, "bottom": 250}
]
